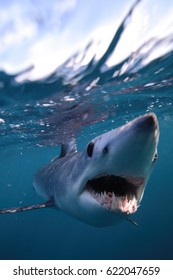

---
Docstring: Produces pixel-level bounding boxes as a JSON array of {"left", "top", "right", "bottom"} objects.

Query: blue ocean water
[{"left": 0, "top": 1, "right": 173, "bottom": 260}]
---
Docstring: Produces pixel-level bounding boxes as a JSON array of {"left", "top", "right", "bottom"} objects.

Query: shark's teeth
[{"left": 89, "top": 189, "right": 137, "bottom": 214}]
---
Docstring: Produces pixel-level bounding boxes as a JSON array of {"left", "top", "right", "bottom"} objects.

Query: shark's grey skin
[{"left": 33, "top": 113, "right": 159, "bottom": 227}]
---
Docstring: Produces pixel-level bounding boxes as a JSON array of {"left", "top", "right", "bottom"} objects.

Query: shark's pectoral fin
[
  {"left": 0, "top": 200, "right": 54, "bottom": 214},
  {"left": 127, "top": 217, "right": 139, "bottom": 227}
]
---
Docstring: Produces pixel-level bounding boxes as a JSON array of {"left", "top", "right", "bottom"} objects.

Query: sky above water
[{"left": 0, "top": 0, "right": 173, "bottom": 80}]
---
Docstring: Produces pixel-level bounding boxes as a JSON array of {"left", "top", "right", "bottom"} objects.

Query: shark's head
[{"left": 63, "top": 113, "right": 159, "bottom": 226}]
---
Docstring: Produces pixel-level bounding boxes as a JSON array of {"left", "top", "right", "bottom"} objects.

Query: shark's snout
[
  {"left": 137, "top": 113, "right": 156, "bottom": 128},
  {"left": 132, "top": 113, "right": 159, "bottom": 136}
]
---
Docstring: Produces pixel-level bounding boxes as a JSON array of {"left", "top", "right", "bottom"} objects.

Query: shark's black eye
[
  {"left": 87, "top": 142, "right": 94, "bottom": 157},
  {"left": 103, "top": 146, "right": 108, "bottom": 154},
  {"left": 153, "top": 152, "right": 158, "bottom": 161}
]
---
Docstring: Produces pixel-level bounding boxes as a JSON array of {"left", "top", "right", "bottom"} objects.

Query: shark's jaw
[
  {"left": 75, "top": 172, "right": 147, "bottom": 227},
  {"left": 85, "top": 175, "right": 144, "bottom": 214}
]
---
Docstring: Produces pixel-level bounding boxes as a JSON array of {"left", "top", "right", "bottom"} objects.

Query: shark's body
[
  {"left": 33, "top": 113, "right": 159, "bottom": 226},
  {"left": 0, "top": 113, "right": 159, "bottom": 227}
]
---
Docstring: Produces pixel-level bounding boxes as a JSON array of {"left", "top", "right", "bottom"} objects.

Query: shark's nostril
[{"left": 103, "top": 146, "right": 109, "bottom": 154}]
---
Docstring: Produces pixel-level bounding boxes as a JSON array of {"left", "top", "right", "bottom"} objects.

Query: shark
[{"left": 0, "top": 113, "right": 159, "bottom": 227}]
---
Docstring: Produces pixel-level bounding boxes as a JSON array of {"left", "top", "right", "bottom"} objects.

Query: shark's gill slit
[{"left": 86, "top": 175, "right": 140, "bottom": 214}]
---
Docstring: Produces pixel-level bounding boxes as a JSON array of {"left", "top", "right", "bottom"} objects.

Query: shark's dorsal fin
[
  {"left": 59, "top": 139, "right": 77, "bottom": 158},
  {"left": 0, "top": 200, "right": 54, "bottom": 214}
]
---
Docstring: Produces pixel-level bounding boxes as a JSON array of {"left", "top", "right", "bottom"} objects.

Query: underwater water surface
[{"left": 0, "top": 0, "right": 173, "bottom": 260}]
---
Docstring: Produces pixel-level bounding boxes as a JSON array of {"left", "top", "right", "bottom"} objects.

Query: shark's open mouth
[{"left": 86, "top": 175, "right": 144, "bottom": 214}]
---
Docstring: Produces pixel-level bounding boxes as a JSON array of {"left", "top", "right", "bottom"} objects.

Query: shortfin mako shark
[{"left": 0, "top": 113, "right": 159, "bottom": 227}]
